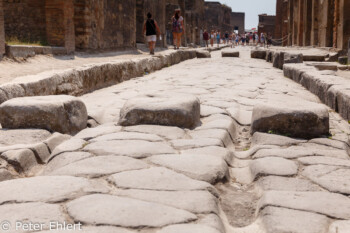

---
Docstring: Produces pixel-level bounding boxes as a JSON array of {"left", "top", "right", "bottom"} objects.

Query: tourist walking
[
  {"left": 255, "top": 33, "right": 259, "bottom": 46},
  {"left": 224, "top": 31, "right": 229, "bottom": 44},
  {"left": 246, "top": 33, "right": 250, "bottom": 46},
  {"left": 260, "top": 33, "right": 265, "bottom": 47},
  {"left": 210, "top": 30, "right": 215, "bottom": 47},
  {"left": 172, "top": 9, "right": 184, "bottom": 50},
  {"left": 143, "top": 12, "right": 161, "bottom": 55},
  {"left": 203, "top": 29, "right": 209, "bottom": 48},
  {"left": 216, "top": 30, "right": 221, "bottom": 47},
  {"left": 231, "top": 33, "right": 236, "bottom": 48}
]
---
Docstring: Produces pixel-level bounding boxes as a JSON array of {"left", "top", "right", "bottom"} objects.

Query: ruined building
[
  {"left": 0, "top": 0, "right": 245, "bottom": 58},
  {"left": 258, "top": 14, "right": 276, "bottom": 37},
  {"left": 231, "top": 12, "right": 245, "bottom": 35},
  {"left": 275, "top": 0, "right": 350, "bottom": 50}
]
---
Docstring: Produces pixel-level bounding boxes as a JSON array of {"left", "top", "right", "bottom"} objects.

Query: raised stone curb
[{"left": 283, "top": 63, "right": 350, "bottom": 121}]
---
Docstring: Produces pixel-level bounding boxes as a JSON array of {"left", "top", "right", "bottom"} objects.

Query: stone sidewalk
[{"left": 0, "top": 47, "right": 349, "bottom": 233}]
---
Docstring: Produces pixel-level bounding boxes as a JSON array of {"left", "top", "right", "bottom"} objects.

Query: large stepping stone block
[
  {"left": 0, "top": 95, "right": 87, "bottom": 135},
  {"left": 251, "top": 101, "right": 329, "bottom": 138},
  {"left": 251, "top": 49, "right": 267, "bottom": 59},
  {"left": 222, "top": 51, "right": 239, "bottom": 57},
  {"left": 119, "top": 94, "right": 200, "bottom": 129},
  {"left": 196, "top": 50, "right": 211, "bottom": 58}
]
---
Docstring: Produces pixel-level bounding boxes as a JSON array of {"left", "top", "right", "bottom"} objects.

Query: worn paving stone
[
  {"left": 84, "top": 140, "right": 175, "bottom": 158},
  {"left": 148, "top": 154, "right": 228, "bottom": 184},
  {"left": 74, "top": 124, "right": 122, "bottom": 140},
  {"left": 302, "top": 165, "right": 350, "bottom": 194},
  {"left": 67, "top": 194, "right": 197, "bottom": 228},
  {"left": 298, "top": 156, "right": 350, "bottom": 167},
  {"left": 328, "top": 220, "right": 350, "bottom": 233},
  {"left": 43, "top": 152, "right": 93, "bottom": 174},
  {"left": 48, "top": 155, "right": 149, "bottom": 178},
  {"left": 157, "top": 224, "right": 221, "bottom": 233},
  {"left": 201, "top": 105, "right": 227, "bottom": 117},
  {"left": 181, "top": 146, "right": 234, "bottom": 165},
  {"left": 0, "top": 129, "right": 51, "bottom": 146},
  {"left": 251, "top": 132, "right": 306, "bottom": 147},
  {"left": 114, "top": 189, "right": 218, "bottom": 214},
  {"left": 258, "top": 190, "right": 350, "bottom": 219},
  {"left": 198, "top": 214, "right": 225, "bottom": 233},
  {"left": 1, "top": 149, "right": 37, "bottom": 172},
  {"left": 0, "top": 95, "right": 88, "bottom": 135},
  {"left": 256, "top": 176, "right": 322, "bottom": 192},
  {"left": 261, "top": 206, "right": 330, "bottom": 233},
  {"left": 118, "top": 94, "right": 200, "bottom": 129},
  {"left": 91, "top": 132, "right": 163, "bottom": 142},
  {"left": 43, "top": 132, "right": 72, "bottom": 153},
  {"left": 39, "top": 226, "right": 135, "bottom": 233},
  {"left": 108, "top": 167, "right": 213, "bottom": 191},
  {"left": 0, "top": 202, "right": 66, "bottom": 232},
  {"left": 251, "top": 101, "right": 329, "bottom": 138},
  {"left": 198, "top": 115, "right": 237, "bottom": 140},
  {"left": 250, "top": 157, "right": 298, "bottom": 180},
  {"left": 171, "top": 138, "right": 224, "bottom": 150},
  {"left": 49, "top": 138, "right": 87, "bottom": 162},
  {"left": 0, "top": 168, "right": 14, "bottom": 182},
  {"left": 189, "top": 129, "right": 234, "bottom": 149},
  {"left": 124, "top": 124, "right": 187, "bottom": 140},
  {"left": 0, "top": 176, "right": 108, "bottom": 204},
  {"left": 227, "top": 107, "right": 252, "bottom": 126}
]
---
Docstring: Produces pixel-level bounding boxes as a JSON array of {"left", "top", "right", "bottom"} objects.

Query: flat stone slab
[
  {"left": 0, "top": 176, "right": 108, "bottom": 204},
  {"left": 256, "top": 176, "right": 322, "bottom": 192},
  {"left": 115, "top": 189, "right": 218, "bottom": 214},
  {"left": 251, "top": 101, "right": 329, "bottom": 138},
  {"left": 91, "top": 132, "right": 163, "bottom": 142},
  {"left": 196, "top": 50, "right": 211, "bottom": 58},
  {"left": 108, "top": 167, "right": 213, "bottom": 191},
  {"left": 261, "top": 206, "right": 329, "bottom": 233},
  {"left": 259, "top": 190, "right": 350, "bottom": 219},
  {"left": 148, "top": 153, "right": 228, "bottom": 184},
  {"left": 158, "top": 224, "right": 221, "bottom": 233},
  {"left": 250, "top": 157, "right": 298, "bottom": 180},
  {"left": 84, "top": 140, "right": 175, "bottom": 158},
  {"left": 0, "top": 95, "right": 87, "bottom": 135},
  {"left": 118, "top": 94, "right": 200, "bottom": 129},
  {"left": 47, "top": 155, "right": 149, "bottom": 178},
  {"left": 302, "top": 165, "right": 350, "bottom": 194},
  {"left": 222, "top": 51, "right": 239, "bottom": 57},
  {"left": 67, "top": 194, "right": 197, "bottom": 228},
  {"left": 0, "top": 129, "right": 51, "bottom": 146},
  {"left": 44, "top": 151, "right": 93, "bottom": 174},
  {"left": 124, "top": 124, "right": 186, "bottom": 140}
]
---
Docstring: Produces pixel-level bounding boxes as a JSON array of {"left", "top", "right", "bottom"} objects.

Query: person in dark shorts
[
  {"left": 143, "top": 12, "right": 161, "bottom": 55},
  {"left": 224, "top": 31, "right": 229, "bottom": 44}
]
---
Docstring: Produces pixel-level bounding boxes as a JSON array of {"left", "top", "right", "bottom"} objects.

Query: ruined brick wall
[
  {"left": 258, "top": 14, "right": 276, "bottom": 37},
  {"left": 221, "top": 5, "right": 232, "bottom": 33},
  {"left": 231, "top": 12, "right": 244, "bottom": 35},
  {"left": 204, "top": 2, "right": 223, "bottom": 31},
  {"left": 3, "top": 0, "right": 47, "bottom": 43},
  {"left": 275, "top": 0, "right": 288, "bottom": 45},
  {"left": 0, "top": 0, "right": 5, "bottom": 58},
  {"left": 74, "top": 0, "right": 136, "bottom": 50},
  {"left": 185, "top": 0, "right": 204, "bottom": 45},
  {"left": 45, "top": 0, "right": 75, "bottom": 52}
]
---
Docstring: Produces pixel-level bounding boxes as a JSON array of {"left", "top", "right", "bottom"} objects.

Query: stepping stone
[
  {"left": 0, "top": 176, "right": 108, "bottom": 204},
  {"left": 47, "top": 155, "right": 149, "bottom": 178},
  {"left": 196, "top": 50, "right": 211, "bottom": 58},
  {"left": 251, "top": 49, "right": 267, "bottom": 59},
  {"left": 108, "top": 167, "right": 213, "bottom": 191},
  {"left": 115, "top": 189, "right": 218, "bottom": 214},
  {"left": 66, "top": 194, "right": 197, "bottom": 228},
  {"left": 222, "top": 51, "right": 239, "bottom": 57},
  {"left": 302, "top": 165, "right": 350, "bottom": 194},
  {"left": 250, "top": 157, "right": 298, "bottom": 180},
  {"left": 0, "top": 95, "right": 87, "bottom": 135},
  {"left": 148, "top": 153, "right": 228, "bottom": 184},
  {"left": 261, "top": 206, "right": 330, "bottom": 233},
  {"left": 258, "top": 190, "right": 350, "bottom": 219},
  {"left": 84, "top": 140, "right": 175, "bottom": 158},
  {"left": 251, "top": 101, "right": 329, "bottom": 138},
  {"left": 118, "top": 94, "right": 200, "bottom": 129},
  {"left": 157, "top": 224, "right": 221, "bottom": 233}
]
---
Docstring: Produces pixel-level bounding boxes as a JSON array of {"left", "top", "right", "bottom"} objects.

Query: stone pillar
[
  {"left": 45, "top": 0, "right": 75, "bottom": 53},
  {"left": 0, "top": 0, "right": 5, "bottom": 59}
]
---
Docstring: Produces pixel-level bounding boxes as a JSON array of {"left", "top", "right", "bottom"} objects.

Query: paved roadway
[{"left": 1, "top": 47, "right": 350, "bottom": 233}]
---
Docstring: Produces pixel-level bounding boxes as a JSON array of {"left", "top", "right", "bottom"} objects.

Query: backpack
[{"left": 172, "top": 17, "right": 182, "bottom": 33}]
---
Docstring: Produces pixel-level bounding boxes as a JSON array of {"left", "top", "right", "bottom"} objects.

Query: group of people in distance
[
  {"left": 203, "top": 30, "right": 271, "bottom": 48},
  {"left": 143, "top": 9, "right": 271, "bottom": 55}
]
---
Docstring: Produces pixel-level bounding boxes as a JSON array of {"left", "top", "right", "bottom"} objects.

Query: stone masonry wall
[
  {"left": 231, "top": 12, "right": 244, "bottom": 35},
  {"left": 0, "top": 0, "right": 5, "bottom": 58},
  {"left": 74, "top": 0, "right": 136, "bottom": 50},
  {"left": 3, "top": 0, "right": 47, "bottom": 43},
  {"left": 185, "top": 0, "right": 204, "bottom": 45}
]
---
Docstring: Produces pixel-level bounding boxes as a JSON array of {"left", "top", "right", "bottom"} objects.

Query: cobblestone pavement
[{"left": 1, "top": 47, "right": 350, "bottom": 233}]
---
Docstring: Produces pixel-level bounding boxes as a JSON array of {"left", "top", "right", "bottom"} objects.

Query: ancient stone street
[{"left": 0, "top": 47, "right": 349, "bottom": 233}]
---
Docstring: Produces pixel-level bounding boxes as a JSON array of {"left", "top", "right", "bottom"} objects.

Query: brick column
[
  {"left": 0, "top": 0, "right": 5, "bottom": 58},
  {"left": 45, "top": 0, "right": 75, "bottom": 53}
]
